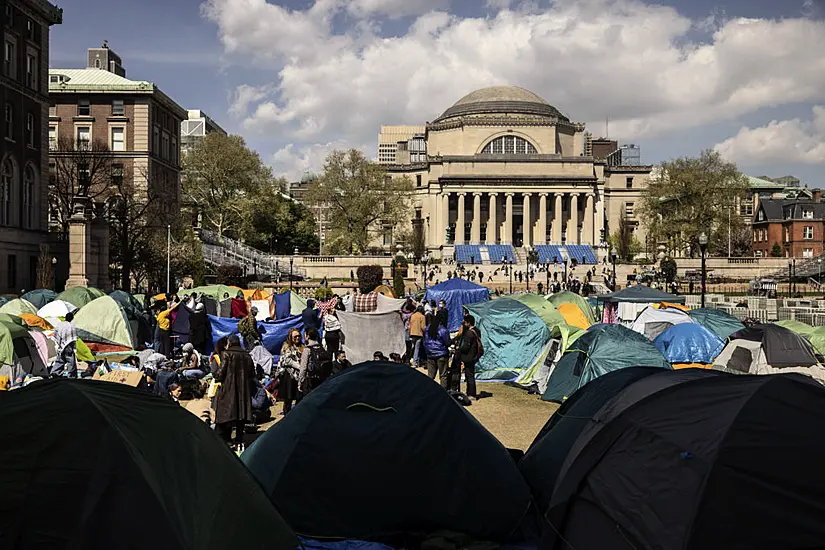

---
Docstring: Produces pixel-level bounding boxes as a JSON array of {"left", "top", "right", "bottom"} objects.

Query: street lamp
[
  {"left": 289, "top": 248, "right": 296, "bottom": 291},
  {"left": 793, "top": 258, "right": 797, "bottom": 296},
  {"left": 545, "top": 261, "right": 550, "bottom": 291},
  {"left": 503, "top": 257, "right": 513, "bottom": 294},
  {"left": 610, "top": 246, "right": 618, "bottom": 291},
  {"left": 818, "top": 257, "right": 822, "bottom": 286},
  {"left": 698, "top": 232, "right": 708, "bottom": 308},
  {"left": 421, "top": 254, "right": 429, "bottom": 290}
]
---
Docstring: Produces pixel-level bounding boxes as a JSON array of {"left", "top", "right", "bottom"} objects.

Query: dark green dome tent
[
  {"left": 0, "top": 380, "right": 296, "bottom": 550},
  {"left": 21, "top": 289, "right": 57, "bottom": 309},
  {"left": 242, "top": 361, "right": 532, "bottom": 543}
]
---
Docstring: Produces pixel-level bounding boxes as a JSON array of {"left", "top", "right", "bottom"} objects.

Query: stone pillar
[
  {"left": 442, "top": 192, "right": 450, "bottom": 245},
  {"left": 456, "top": 193, "right": 466, "bottom": 245},
  {"left": 66, "top": 197, "right": 93, "bottom": 289},
  {"left": 537, "top": 193, "right": 548, "bottom": 245},
  {"left": 584, "top": 193, "right": 595, "bottom": 246},
  {"left": 553, "top": 193, "right": 563, "bottom": 243},
  {"left": 504, "top": 193, "right": 514, "bottom": 245},
  {"left": 568, "top": 193, "right": 579, "bottom": 245},
  {"left": 471, "top": 192, "right": 482, "bottom": 244},
  {"left": 488, "top": 193, "right": 498, "bottom": 244},
  {"left": 522, "top": 193, "right": 532, "bottom": 247}
]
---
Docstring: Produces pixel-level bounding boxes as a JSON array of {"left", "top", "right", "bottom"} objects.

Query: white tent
[
  {"left": 37, "top": 300, "right": 78, "bottom": 326},
  {"left": 714, "top": 338, "right": 825, "bottom": 383},
  {"left": 630, "top": 306, "right": 693, "bottom": 341}
]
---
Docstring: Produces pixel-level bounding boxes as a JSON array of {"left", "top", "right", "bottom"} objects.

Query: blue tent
[
  {"left": 465, "top": 298, "right": 550, "bottom": 381},
  {"left": 653, "top": 323, "right": 725, "bottom": 364},
  {"left": 208, "top": 314, "right": 303, "bottom": 361},
  {"left": 272, "top": 291, "right": 291, "bottom": 319},
  {"left": 424, "top": 278, "right": 489, "bottom": 332}
]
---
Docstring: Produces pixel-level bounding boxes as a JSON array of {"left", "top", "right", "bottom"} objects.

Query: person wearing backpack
[
  {"left": 454, "top": 314, "right": 484, "bottom": 400},
  {"left": 299, "top": 328, "right": 330, "bottom": 396}
]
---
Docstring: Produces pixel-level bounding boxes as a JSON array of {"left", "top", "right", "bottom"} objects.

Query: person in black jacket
[{"left": 453, "top": 314, "right": 481, "bottom": 399}]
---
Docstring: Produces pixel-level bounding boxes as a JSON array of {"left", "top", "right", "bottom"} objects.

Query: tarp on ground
[
  {"left": 599, "top": 284, "right": 686, "bottom": 304},
  {"left": 0, "top": 379, "right": 297, "bottom": 550},
  {"left": 543, "top": 324, "right": 671, "bottom": 402},
  {"left": 336, "top": 311, "right": 406, "bottom": 365},
  {"left": 653, "top": 323, "right": 725, "bottom": 364},
  {"left": 547, "top": 291, "right": 596, "bottom": 324},
  {"left": 688, "top": 307, "right": 746, "bottom": 340},
  {"left": 466, "top": 298, "right": 550, "bottom": 381},
  {"left": 376, "top": 293, "right": 406, "bottom": 313},
  {"left": 630, "top": 304, "right": 694, "bottom": 340},
  {"left": 57, "top": 286, "right": 105, "bottom": 309},
  {"left": 188, "top": 285, "right": 243, "bottom": 301},
  {"left": 425, "top": 278, "right": 489, "bottom": 332},
  {"left": 242, "top": 362, "right": 532, "bottom": 542},
  {"left": 0, "top": 299, "right": 37, "bottom": 317},
  {"left": 72, "top": 296, "right": 133, "bottom": 350},
  {"left": 37, "top": 300, "right": 78, "bottom": 325},
  {"left": 207, "top": 314, "right": 304, "bottom": 360},
  {"left": 557, "top": 302, "right": 592, "bottom": 330},
  {"left": 21, "top": 289, "right": 57, "bottom": 309}
]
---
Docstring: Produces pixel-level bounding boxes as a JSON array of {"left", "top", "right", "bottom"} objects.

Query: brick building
[
  {"left": 49, "top": 43, "right": 187, "bottom": 222},
  {"left": 0, "top": 0, "right": 61, "bottom": 293},
  {"left": 752, "top": 194, "right": 825, "bottom": 259}
]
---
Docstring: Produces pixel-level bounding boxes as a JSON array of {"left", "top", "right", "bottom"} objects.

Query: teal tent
[
  {"left": 543, "top": 324, "right": 671, "bottom": 402},
  {"left": 466, "top": 298, "right": 550, "bottom": 381},
  {"left": 688, "top": 308, "right": 745, "bottom": 340},
  {"left": 21, "top": 289, "right": 57, "bottom": 309},
  {"left": 57, "top": 287, "right": 105, "bottom": 309},
  {"left": 110, "top": 290, "right": 145, "bottom": 313}
]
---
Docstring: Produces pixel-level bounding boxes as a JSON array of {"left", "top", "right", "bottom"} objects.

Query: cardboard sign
[{"left": 93, "top": 369, "right": 143, "bottom": 387}]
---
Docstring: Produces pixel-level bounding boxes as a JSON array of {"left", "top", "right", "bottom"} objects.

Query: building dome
[{"left": 434, "top": 86, "right": 569, "bottom": 123}]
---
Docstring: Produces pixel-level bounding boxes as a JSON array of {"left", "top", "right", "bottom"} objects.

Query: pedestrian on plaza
[
  {"left": 238, "top": 306, "right": 261, "bottom": 349},
  {"left": 424, "top": 313, "right": 451, "bottom": 388},
  {"left": 278, "top": 328, "right": 303, "bottom": 415},
  {"left": 324, "top": 308, "right": 342, "bottom": 354},
  {"left": 302, "top": 299, "right": 322, "bottom": 333},
  {"left": 409, "top": 305, "right": 426, "bottom": 367},
  {"left": 213, "top": 335, "right": 254, "bottom": 452},
  {"left": 50, "top": 311, "right": 78, "bottom": 378},
  {"left": 437, "top": 299, "right": 449, "bottom": 327},
  {"left": 453, "top": 314, "right": 483, "bottom": 399},
  {"left": 299, "top": 327, "right": 327, "bottom": 396}
]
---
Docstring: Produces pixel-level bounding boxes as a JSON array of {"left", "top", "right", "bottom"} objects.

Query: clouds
[
  {"left": 715, "top": 107, "right": 825, "bottom": 165},
  {"left": 202, "top": 0, "right": 825, "bottom": 178}
]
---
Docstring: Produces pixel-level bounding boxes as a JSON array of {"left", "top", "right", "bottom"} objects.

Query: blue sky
[{"left": 51, "top": 0, "right": 825, "bottom": 183}]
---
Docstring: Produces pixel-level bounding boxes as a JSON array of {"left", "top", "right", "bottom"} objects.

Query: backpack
[
  {"left": 470, "top": 327, "right": 484, "bottom": 362},
  {"left": 307, "top": 344, "right": 332, "bottom": 379}
]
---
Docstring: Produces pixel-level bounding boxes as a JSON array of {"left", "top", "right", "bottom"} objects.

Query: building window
[
  {"left": 171, "top": 137, "right": 177, "bottom": 164},
  {"left": 383, "top": 226, "right": 392, "bottom": 246},
  {"left": 94, "top": 58, "right": 101, "bottom": 69},
  {"left": 76, "top": 126, "right": 90, "bottom": 149},
  {"left": 804, "top": 226, "right": 814, "bottom": 240},
  {"left": 757, "top": 210, "right": 765, "bottom": 222},
  {"left": 804, "top": 248, "right": 814, "bottom": 258},
  {"left": 0, "top": 157, "right": 11, "bottom": 225},
  {"left": 48, "top": 102, "right": 56, "bottom": 117},
  {"left": 755, "top": 250, "right": 762, "bottom": 258},
  {"left": 7, "top": 254, "right": 16, "bottom": 290},
  {"left": 26, "top": 19, "right": 35, "bottom": 41},
  {"left": 78, "top": 162, "right": 90, "bottom": 192},
  {"left": 162, "top": 133, "right": 170, "bottom": 160},
  {"left": 5, "top": 5, "right": 13, "bottom": 26},
  {"left": 112, "top": 99, "right": 124, "bottom": 116},
  {"left": 77, "top": 99, "right": 90, "bottom": 117},
  {"left": 803, "top": 208, "right": 814, "bottom": 219},
  {"left": 741, "top": 203, "right": 754, "bottom": 216},
  {"left": 416, "top": 174, "right": 422, "bottom": 187},
  {"left": 111, "top": 127, "right": 124, "bottom": 151},
  {"left": 26, "top": 113, "right": 34, "bottom": 147},
  {"left": 625, "top": 202, "right": 634, "bottom": 217},
  {"left": 25, "top": 53, "right": 36, "bottom": 89},
  {"left": 4, "top": 40, "right": 14, "bottom": 77},
  {"left": 785, "top": 227, "right": 790, "bottom": 242},
  {"left": 22, "top": 165, "right": 34, "bottom": 229},
  {"left": 153, "top": 126, "right": 159, "bottom": 153},
  {"left": 753, "top": 231, "right": 757, "bottom": 243},
  {"left": 626, "top": 177, "right": 633, "bottom": 188},
  {"left": 481, "top": 135, "right": 537, "bottom": 155},
  {"left": 4, "top": 103, "right": 12, "bottom": 140},
  {"left": 48, "top": 125, "right": 56, "bottom": 150},
  {"left": 111, "top": 163, "right": 124, "bottom": 187}
]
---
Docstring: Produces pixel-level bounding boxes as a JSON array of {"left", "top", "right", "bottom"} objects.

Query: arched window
[
  {"left": 23, "top": 165, "right": 35, "bottom": 229},
  {"left": 481, "top": 135, "right": 537, "bottom": 155},
  {"left": 0, "top": 157, "right": 13, "bottom": 226}
]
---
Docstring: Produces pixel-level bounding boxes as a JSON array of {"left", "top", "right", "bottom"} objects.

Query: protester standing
[
  {"left": 299, "top": 328, "right": 326, "bottom": 396},
  {"left": 453, "top": 314, "right": 481, "bottom": 399},
  {"left": 278, "top": 328, "right": 303, "bottom": 415},
  {"left": 50, "top": 311, "right": 78, "bottom": 377},
  {"left": 423, "top": 313, "right": 451, "bottom": 388},
  {"left": 238, "top": 307, "right": 260, "bottom": 349},
  {"left": 323, "top": 309, "right": 342, "bottom": 354},
  {"left": 188, "top": 300, "right": 211, "bottom": 354},
  {"left": 409, "top": 305, "right": 426, "bottom": 367},
  {"left": 302, "top": 299, "right": 321, "bottom": 332},
  {"left": 213, "top": 335, "right": 254, "bottom": 452},
  {"left": 155, "top": 298, "right": 180, "bottom": 357}
]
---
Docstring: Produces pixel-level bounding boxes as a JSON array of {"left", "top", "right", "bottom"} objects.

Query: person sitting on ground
[
  {"left": 373, "top": 351, "right": 387, "bottom": 361},
  {"left": 251, "top": 379, "right": 273, "bottom": 424},
  {"left": 278, "top": 328, "right": 303, "bottom": 415},
  {"left": 389, "top": 352, "right": 403, "bottom": 363},
  {"left": 299, "top": 328, "right": 327, "bottom": 396},
  {"left": 169, "top": 382, "right": 183, "bottom": 402},
  {"left": 183, "top": 380, "right": 214, "bottom": 425},
  {"left": 179, "top": 342, "right": 205, "bottom": 379},
  {"left": 332, "top": 349, "right": 352, "bottom": 375}
]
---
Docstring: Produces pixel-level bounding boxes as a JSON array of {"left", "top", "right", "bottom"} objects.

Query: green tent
[
  {"left": 187, "top": 285, "right": 244, "bottom": 301},
  {"left": 809, "top": 327, "right": 825, "bottom": 357},
  {"left": 0, "top": 298, "right": 37, "bottom": 317},
  {"left": 688, "top": 308, "right": 745, "bottom": 340},
  {"left": 543, "top": 324, "right": 671, "bottom": 402},
  {"left": 775, "top": 320, "right": 816, "bottom": 337},
  {"left": 547, "top": 291, "right": 596, "bottom": 324},
  {"left": 57, "top": 287, "right": 105, "bottom": 309},
  {"left": 466, "top": 298, "right": 550, "bottom": 381},
  {"left": 21, "top": 289, "right": 58, "bottom": 309},
  {"left": 290, "top": 290, "right": 307, "bottom": 315},
  {"left": 0, "top": 316, "right": 34, "bottom": 368},
  {"left": 72, "top": 296, "right": 133, "bottom": 350}
]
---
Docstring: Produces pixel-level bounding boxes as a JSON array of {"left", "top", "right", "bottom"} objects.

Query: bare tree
[{"left": 35, "top": 244, "right": 53, "bottom": 290}]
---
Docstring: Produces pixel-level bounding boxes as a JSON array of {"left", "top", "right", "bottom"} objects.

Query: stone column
[
  {"left": 537, "top": 193, "right": 548, "bottom": 245},
  {"left": 522, "top": 193, "right": 532, "bottom": 247},
  {"left": 456, "top": 193, "right": 466, "bottom": 245},
  {"left": 584, "top": 193, "right": 595, "bottom": 246},
  {"left": 568, "top": 193, "right": 579, "bottom": 245},
  {"left": 504, "top": 193, "right": 514, "bottom": 245},
  {"left": 441, "top": 192, "right": 450, "bottom": 245},
  {"left": 66, "top": 197, "right": 93, "bottom": 289},
  {"left": 488, "top": 193, "right": 498, "bottom": 244},
  {"left": 471, "top": 192, "right": 482, "bottom": 244},
  {"left": 553, "top": 193, "right": 563, "bottom": 243}
]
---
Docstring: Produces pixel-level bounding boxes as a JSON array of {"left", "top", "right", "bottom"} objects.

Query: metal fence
[{"left": 198, "top": 229, "right": 307, "bottom": 279}]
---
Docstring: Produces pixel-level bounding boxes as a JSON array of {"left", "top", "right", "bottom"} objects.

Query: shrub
[
  {"left": 357, "top": 265, "right": 384, "bottom": 294},
  {"left": 314, "top": 286, "right": 334, "bottom": 301},
  {"left": 770, "top": 243, "right": 782, "bottom": 257}
]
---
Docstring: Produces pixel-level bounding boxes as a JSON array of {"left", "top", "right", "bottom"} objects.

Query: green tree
[
  {"left": 660, "top": 257, "right": 677, "bottom": 283},
  {"left": 240, "top": 177, "right": 319, "bottom": 254},
  {"left": 771, "top": 242, "right": 783, "bottom": 257},
  {"left": 357, "top": 265, "right": 384, "bottom": 294},
  {"left": 608, "top": 213, "right": 643, "bottom": 261},
  {"left": 306, "top": 149, "right": 414, "bottom": 254},
  {"left": 182, "top": 133, "right": 274, "bottom": 238},
  {"left": 641, "top": 150, "right": 749, "bottom": 257}
]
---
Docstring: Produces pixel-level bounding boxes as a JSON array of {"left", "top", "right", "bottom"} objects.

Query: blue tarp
[
  {"left": 466, "top": 299, "right": 550, "bottom": 381},
  {"left": 424, "top": 278, "right": 489, "bottom": 332},
  {"left": 207, "top": 315, "right": 304, "bottom": 362},
  {"left": 273, "top": 291, "right": 292, "bottom": 320},
  {"left": 653, "top": 323, "right": 726, "bottom": 364}
]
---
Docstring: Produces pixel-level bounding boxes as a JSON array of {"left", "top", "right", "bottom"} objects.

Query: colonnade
[{"left": 440, "top": 190, "right": 597, "bottom": 246}]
